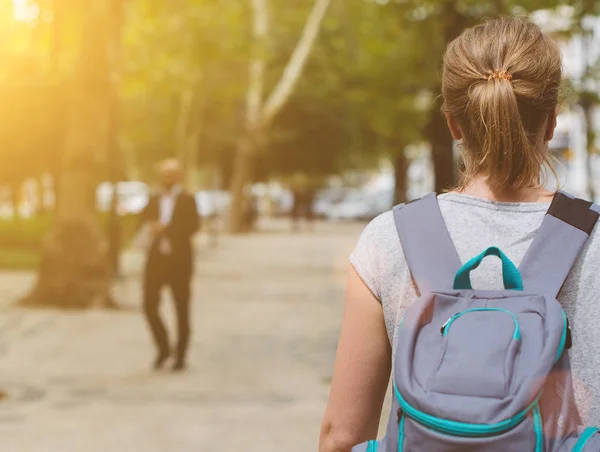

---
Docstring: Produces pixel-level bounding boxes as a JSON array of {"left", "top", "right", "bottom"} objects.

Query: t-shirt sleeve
[{"left": 349, "top": 213, "right": 391, "bottom": 301}]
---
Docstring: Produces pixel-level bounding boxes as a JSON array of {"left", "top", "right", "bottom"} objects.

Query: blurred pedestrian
[
  {"left": 241, "top": 192, "right": 258, "bottom": 232},
  {"left": 290, "top": 175, "right": 316, "bottom": 232},
  {"left": 304, "top": 186, "right": 316, "bottom": 230},
  {"left": 107, "top": 196, "right": 122, "bottom": 278},
  {"left": 138, "top": 159, "right": 199, "bottom": 371}
]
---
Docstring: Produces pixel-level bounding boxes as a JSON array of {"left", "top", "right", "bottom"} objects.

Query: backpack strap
[
  {"left": 393, "top": 193, "right": 462, "bottom": 294},
  {"left": 519, "top": 191, "right": 600, "bottom": 297}
]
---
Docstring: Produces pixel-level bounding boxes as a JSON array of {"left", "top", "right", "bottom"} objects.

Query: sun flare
[{"left": 12, "top": 0, "right": 39, "bottom": 23}]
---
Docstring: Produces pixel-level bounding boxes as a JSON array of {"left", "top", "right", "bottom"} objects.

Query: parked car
[
  {"left": 271, "top": 189, "right": 294, "bottom": 217},
  {"left": 194, "top": 190, "right": 231, "bottom": 217},
  {"left": 96, "top": 181, "right": 151, "bottom": 215},
  {"left": 326, "top": 187, "right": 394, "bottom": 222},
  {"left": 313, "top": 188, "right": 348, "bottom": 219}
]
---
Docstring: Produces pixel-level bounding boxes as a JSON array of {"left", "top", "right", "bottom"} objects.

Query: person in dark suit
[{"left": 139, "top": 159, "right": 199, "bottom": 371}]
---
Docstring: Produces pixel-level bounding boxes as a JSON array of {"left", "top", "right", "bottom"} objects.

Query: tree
[
  {"left": 227, "top": 0, "right": 332, "bottom": 232},
  {"left": 22, "top": 1, "right": 115, "bottom": 309},
  {"left": 567, "top": 0, "right": 600, "bottom": 200},
  {"left": 252, "top": 0, "right": 434, "bottom": 205},
  {"left": 311, "top": 0, "right": 428, "bottom": 201},
  {"left": 119, "top": 0, "right": 248, "bottom": 185},
  {"left": 381, "top": 0, "right": 564, "bottom": 192},
  {"left": 107, "top": 0, "right": 126, "bottom": 276},
  {"left": 0, "top": 7, "right": 63, "bottom": 212}
]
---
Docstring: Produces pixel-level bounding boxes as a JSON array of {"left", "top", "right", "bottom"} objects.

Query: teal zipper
[
  {"left": 442, "top": 308, "right": 521, "bottom": 341},
  {"left": 366, "top": 439, "right": 378, "bottom": 452},
  {"left": 556, "top": 310, "right": 568, "bottom": 363},
  {"left": 398, "top": 413, "right": 406, "bottom": 452},
  {"left": 573, "top": 427, "right": 600, "bottom": 452},
  {"left": 393, "top": 381, "right": 541, "bottom": 437},
  {"left": 533, "top": 403, "right": 543, "bottom": 452}
]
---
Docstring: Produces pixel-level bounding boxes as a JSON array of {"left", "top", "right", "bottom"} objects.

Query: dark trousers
[{"left": 143, "top": 250, "right": 192, "bottom": 364}]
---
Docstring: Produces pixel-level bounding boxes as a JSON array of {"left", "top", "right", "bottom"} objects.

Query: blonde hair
[{"left": 442, "top": 16, "right": 562, "bottom": 191}]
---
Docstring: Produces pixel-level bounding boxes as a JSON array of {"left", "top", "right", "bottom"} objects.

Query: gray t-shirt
[{"left": 350, "top": 192, "right": 600, "bottom": 425}]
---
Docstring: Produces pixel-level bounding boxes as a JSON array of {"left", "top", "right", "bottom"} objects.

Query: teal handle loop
[{"left": 454, "top": 246, "right": 523, "bottom": 291}]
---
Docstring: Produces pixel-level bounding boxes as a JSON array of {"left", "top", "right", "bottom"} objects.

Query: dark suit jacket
[{"left": 140, "top": 190, "right": 199, "bottom": 274}]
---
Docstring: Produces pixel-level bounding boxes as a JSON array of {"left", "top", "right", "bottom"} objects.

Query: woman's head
[{"left": 442, "top": 16, "right": 562, "bottom": 191}]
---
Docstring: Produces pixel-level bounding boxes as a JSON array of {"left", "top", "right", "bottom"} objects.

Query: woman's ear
[
  {"left": 445, "top": 114, "right": 463, "bottom": 141},
  {"left": 544, "top": 106, "right": 558, "bottom": 142}
]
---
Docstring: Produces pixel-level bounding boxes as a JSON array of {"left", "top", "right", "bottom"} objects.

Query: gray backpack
[{"left": 352, "top": 192, "right": 600, "bottom": 452}]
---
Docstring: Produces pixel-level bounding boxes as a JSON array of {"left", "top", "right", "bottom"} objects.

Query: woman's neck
[{"left": 453, "top": 177, "right": 555, "bottom": 203}]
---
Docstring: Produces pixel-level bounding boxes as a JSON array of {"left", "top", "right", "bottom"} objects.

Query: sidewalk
[{"left": 0, "top": 219, "right": 363, "bottom": 452}]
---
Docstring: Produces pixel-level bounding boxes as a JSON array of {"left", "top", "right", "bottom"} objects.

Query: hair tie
[{"left": 484, "top": 68, "right": 513, "bottom": 83}]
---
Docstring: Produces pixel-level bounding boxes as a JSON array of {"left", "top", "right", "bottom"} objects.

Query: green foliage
[
  {"left": 1, "top": 0, "right": 598, "bottom": 191},
  {"left": 0, "top": 249, "right": 41, "bottom": 270},
  {"left": 0, "top": 214, "right": 53, "bottom": 250},
  {"left": 264, "top": 0, "right": 568, "bottom": 181},
  {"left": 0, "top": 212, "right": 139, "bottom": 270},
  {"left": 264, "top": 0, "right": 433, "bottom": 177},
  {"left": 121, "top": 0, "right": 250, "bottom": 181}
]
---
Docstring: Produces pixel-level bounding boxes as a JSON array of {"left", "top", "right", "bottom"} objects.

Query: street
[{"left": 0, "top": 220, "right": 363, "bottom": 452}]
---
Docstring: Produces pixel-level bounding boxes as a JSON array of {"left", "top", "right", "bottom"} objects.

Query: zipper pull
[
  {"left": 397, "top": 407, "right": 403, "bottom": 424},
  {"left": 440, "top": 316, "right": 452, "bottom": 335}
]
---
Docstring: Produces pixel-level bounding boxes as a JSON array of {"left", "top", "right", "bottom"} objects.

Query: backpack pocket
[
  {"left": 351, "top": 439, "right": 386, "bottom": 452},
  {"left": 555, "top": 427, "right": 600, "bottom": 451},
  {"left": 398, "top": 408, "right": 541, "bottom": 452},
  {"left": 573, "top": 428, "right": 600, "bottom": 451},
  {"left": 350, "top": 442, "right": 369, "bottom": 452},
  {"left": 427, "top": 308, "right": 520, "bottom": 399}
]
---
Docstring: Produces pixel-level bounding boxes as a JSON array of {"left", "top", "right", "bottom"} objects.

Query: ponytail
[
  {"left": 465, "top": 74, "right": 542, "bottom": 190},
  {"left": 441, "top": 17, "right": 562, "bottom": 191}
]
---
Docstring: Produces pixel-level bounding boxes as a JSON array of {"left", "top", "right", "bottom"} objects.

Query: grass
[
  {"left": 0, "top": 214, "right": 53, "bottom": 249},
  {"left": 0, "top": 213, "right": 139, "bottom": 271},
  {"left": 0, "top": 248, "right": 40, "bottom": 270}
]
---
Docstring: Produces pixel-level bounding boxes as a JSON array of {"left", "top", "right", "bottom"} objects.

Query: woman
[{"left": 320, "top": 17, "right": 600, "bottom": 452}]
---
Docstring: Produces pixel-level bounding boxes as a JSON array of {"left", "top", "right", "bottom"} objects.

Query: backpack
[{"left": 352, "top": 191, "right": 600, "bottom": 452}]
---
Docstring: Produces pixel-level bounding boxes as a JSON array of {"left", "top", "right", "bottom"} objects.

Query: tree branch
[
  {"left": 261, "top": 0, "right": 331, "bottom": 126},
  {"left": 247, "top": 0, "right": 269, "bottom": 127}
]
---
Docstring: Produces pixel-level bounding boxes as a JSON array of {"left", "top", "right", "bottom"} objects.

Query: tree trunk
[
  {"left": 578, "top": 5, "right": 597, "bottom": 202},
  {"left": 107, "top": 0, "right": 124, "bottom": 278},
  {"left": 21, "top": 2, "right": 114, "bottom": 309},
  {"left": 426, "top": 0, "right": 466, "bottom": 193},
  {"left": 228, "top": 0, "right": 332, "bottom": 233},
  {"left": 227, "top": 0, "right": 266, "bottom": 234},
  {"left": 426, "top": 107, "right": 456, "bottom": 193},
  {"left": 10, "top": 181, "right": 21, "bottom": 220},
  {"left": 51, "top": 168, "right": 61, "bottom": 213},
  {"left": 393, "top": 149, "right": 408, "bottom": 205},
  {"left": 23, "top": 150, "right": 114, "bottom": 309},
  {"left": 175, "top": 83, "right": 196, "bottom": 172},
  {"left": 228, "top": 137, "right": 255, "bottom": 233},
  {"left": 184, "top": 126, "right": 201, "bottom": 191},
  {"left": 176, "top": 82, "right": 203, "bottom": 192},
  {"left": 261, "top": 0, "right": 332, "bottom": 124},
  {"left": 583, "top": 101, "right": 597, "bottom": 201}
]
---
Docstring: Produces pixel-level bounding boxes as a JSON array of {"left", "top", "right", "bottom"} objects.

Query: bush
[
  {"left": 0, "top": 214, "right": 53, "bottom": 250},
  {"left": 0, "top": 213, "right": 140, "bottom": 270},
  {"left": 0, "top": 249, "right": 40, "bottom": 270}
]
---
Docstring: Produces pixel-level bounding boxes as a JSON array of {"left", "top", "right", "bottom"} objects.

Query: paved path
[{"left": 0, "top": 220, "right": 366, "bottom": 452}]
